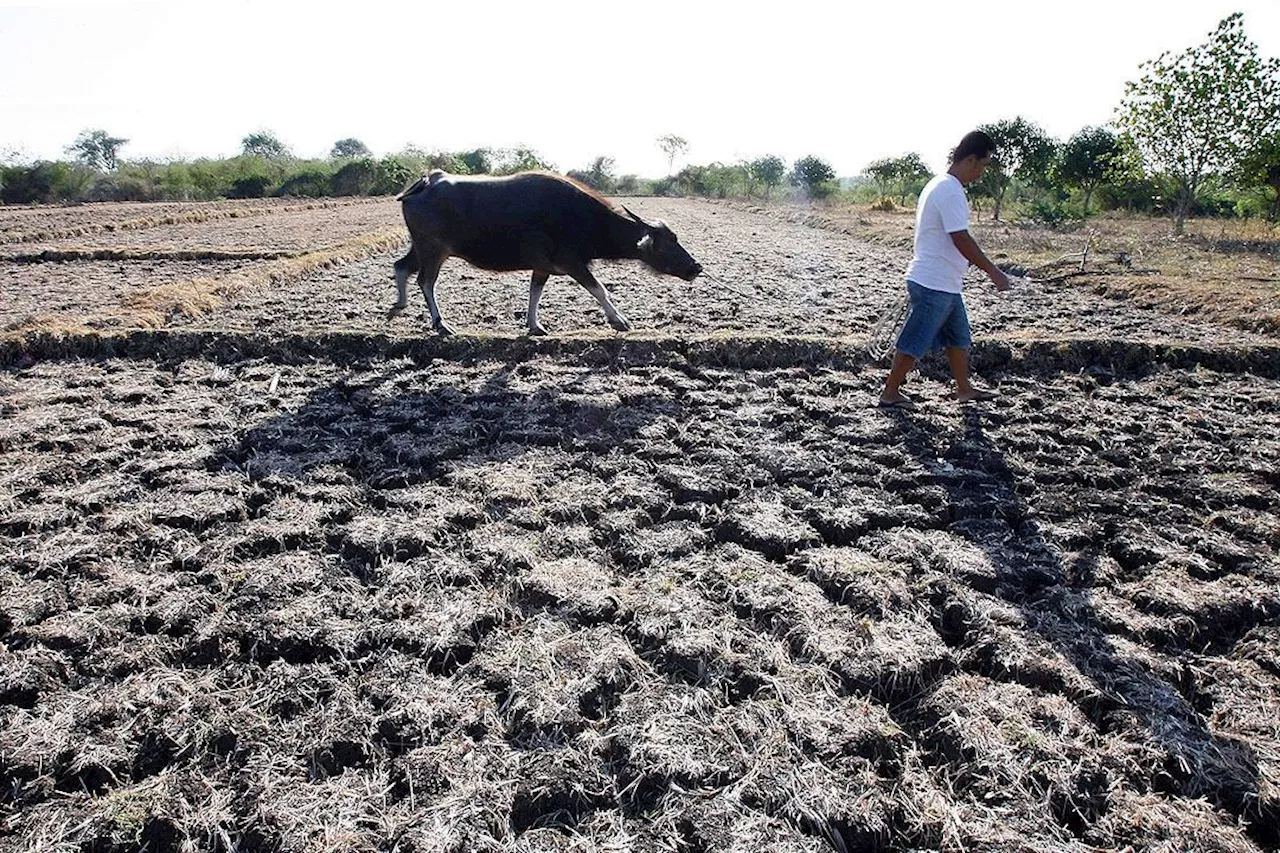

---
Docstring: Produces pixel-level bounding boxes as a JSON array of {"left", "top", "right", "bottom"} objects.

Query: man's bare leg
[
  {"left": 947, "top": 346, "right": 997, "bottom": 402},
  {"left": 880, "top": 351, "right": 917, "bottom": 405}
]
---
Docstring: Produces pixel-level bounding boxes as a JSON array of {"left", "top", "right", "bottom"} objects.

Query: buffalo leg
[
  {"left": 414, "top": 247, "right": 452, "bottom": 335},
  {"left": 565, "top": 265, "right": 630, "bottom": 332},
  {"left": 527, "top": 271, "right": 551, "bottom": 336},
  {"left": 390, "top": 246, "right": 418, "bottom": 312}
]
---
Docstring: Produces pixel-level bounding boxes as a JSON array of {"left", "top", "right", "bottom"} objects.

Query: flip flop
[
  {"left": 957, "top": 389, "right": 999, "bottom": 403},
  {"left": 877, "top": 397, "right": 916, "bottom": 411}
]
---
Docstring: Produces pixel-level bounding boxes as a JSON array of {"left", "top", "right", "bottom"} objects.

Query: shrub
[
  {"left": 276, "top": 167, "right": 332, "bottom": 198},
  {"left": 374, "top": 155, "right": 418, "bottom": 195},
  {"left": 228, "top": 175, "right": 272, "bottom": 199},
  {"left": 0, "top": 161, "right": 94, "bottom": 204},
  {"left": 332, "top": 158, "right": 377, "bottom": 196}
]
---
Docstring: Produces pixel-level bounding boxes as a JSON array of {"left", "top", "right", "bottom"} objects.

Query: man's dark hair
[{"left": 950, "top": 130, "right": 997, "bottom": 164}]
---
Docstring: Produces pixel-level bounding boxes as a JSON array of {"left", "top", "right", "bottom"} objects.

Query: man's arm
[{"left": 950, "top": 230, "right": 1010, "bottom": 291}]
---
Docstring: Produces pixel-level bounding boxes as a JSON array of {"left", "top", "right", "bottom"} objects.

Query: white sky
[{"left": 2, "top": 0, "right": 1278, "bottom": 177}]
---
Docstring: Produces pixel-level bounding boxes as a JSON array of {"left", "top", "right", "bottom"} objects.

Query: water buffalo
[{"left": 391, "top": 170, "right": 702, "bottom": 335}]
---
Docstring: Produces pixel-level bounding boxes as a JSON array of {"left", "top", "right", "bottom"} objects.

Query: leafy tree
[
  {"left": 276, "top": 165, "right": 332, "bottom": 198},
  {"left": 66, "top": 129, "right": 128, "bottom": 171},
  {"left": 657, "top": 134, "right": 689, "bottom": 174},
  {"left": 568, "top": 156, "right": 616, "bottom": 192},
  {"left": 676, "top": 164, "right": 709, "bottom": 196},
  {"left": 458, "top": 148, "right": 492, "bottom": 174},
  {"left": 893, "top": 152, "right": 931, "bottom": 204},
  {"left": 1097, "top": 133, "right": 1161, "bottom": 213},
  {"left": 373, "top": 153, "right": 433, "bottom": 195},
  {"left": 1117, "top": 13, "right": 1280, "bottom": 234},
  {"left": 1056, "top": 126, "right": 1120, "bottom": 214},
  {"left": 330, "top": 138, "right": 371, "bottom": 159},
  {"left": 864, "top": 157, "right": 897, "bottom": 201},
  {"left": 332, "top": 157, "right": 378, "bottom": 195},
  {"left": 977, "top": 117, "right": 1056, "bottom": 220},
  {"left": 749, "top": 155, "right": 786, "bottom": 198},
  {"left": 241, "top": 131, "right": 290, "bottom": 160},
  {"left": 789, "top": 155, "right": 837, "bottom": 198},
  {"left": 702, "top": 162, "right": 743, "bottom": 198},
  {"left": 1236, "top": 132, "right": 1280, "bottom": 220},
  {"left": 490, "top": 146, "right": 554, "bottom": 175}
]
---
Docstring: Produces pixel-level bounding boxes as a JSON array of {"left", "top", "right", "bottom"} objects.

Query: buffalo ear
[{"left": 637, "top": 234, "right": 654, "bottom": 252}]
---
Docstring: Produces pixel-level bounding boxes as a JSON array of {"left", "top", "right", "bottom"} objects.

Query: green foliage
[
  {"left": 330, "top": 138, "right": 371, "bottom": 159},
  {"left": 490, "top": 147, "right": 554, "bottom": 175},
  {"left": 567, "top": 156, "right": 617, "bottom": 192},
  {"left": 241, "top": 131, "right": 290, "bottom": 160},
  {"left": 977, "top": 117, "right": 1057, "bottom": 220},
  {"left": 458, "top": 149, "right": 492, "bottom": 175},
  {"left": 332, "top": 158, "right": 377, "bottom": 196},
  {"left": 1236, "top": 132, "right": 1280, "bottom": 219},
  {"left": 65, "top": 129, "right": 128, "bottom": 172},
  {"left": 748, "top": 155, "right": 786, "bottom": 198},
  {"left": 674, "top": 162, "right": 748, "bottom": 198},
  {"left": 0, "top": 161, "right": 94, "bottom": 204},
  {"left": 228, "top": 175, "right": 272, "bottom": 199},
  {"left": 650, "top": 175, "right": 679, "bottom": 197},
  {"left": 373, "top": 155, "right": 418, "bottom": 195},
  {"left": 864, "top": 157, "right": 896, "bottom": 200},
  {"left": 1116, "top": 13, "right": 1280, "bottom": 233},
  {"left": 276, "top": 163, "right": 334, "bottom": 198},
  {"left": 615, "top": 174, "right": 640, "bottom": 194},
  {"left": 1054, "top": 126, "right": 1119, "bottom": 214},
  {"left": 703, "top": 163, "right": 745, "bottom": 198},
  {"left": 865, "top": 152, "right": 931, "bottom": 204},
  {"left": 789, "top": 155, "right": 837, "bottom": 198}
]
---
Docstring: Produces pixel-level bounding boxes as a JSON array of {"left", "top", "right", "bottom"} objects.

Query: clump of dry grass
[{"left": 118, "top": 228, "right": 406, "bottom": 328}]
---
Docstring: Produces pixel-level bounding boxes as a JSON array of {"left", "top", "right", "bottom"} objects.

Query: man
[{"left": 878, "top": 130, "right": 1010, "bottom": 410}]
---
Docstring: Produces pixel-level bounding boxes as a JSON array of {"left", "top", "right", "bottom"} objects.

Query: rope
[{"left": 866, "top": 293, "right": 909, "bottom": 360}]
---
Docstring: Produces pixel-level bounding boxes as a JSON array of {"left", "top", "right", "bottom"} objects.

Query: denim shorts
[{"left": 894, "top": 280, "right": 972, "bottom": 358}]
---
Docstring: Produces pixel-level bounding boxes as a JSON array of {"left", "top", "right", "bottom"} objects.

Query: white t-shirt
[{"left": 905, "top": 173, "right": 970, "bottom": 293}]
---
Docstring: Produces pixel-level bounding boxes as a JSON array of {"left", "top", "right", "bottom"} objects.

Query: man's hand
[{"left": 990, "top": 269, "right": 1011, "bottom": 292}]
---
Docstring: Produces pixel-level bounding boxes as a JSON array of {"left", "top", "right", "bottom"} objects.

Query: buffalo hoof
[
  {"left": 608, "top": 315, "right": 632, "bottom": 332},
  {"left": 387, "top": 302, "right": 407, "bottom": 318},
  {"left": 433, "top": 321, "right": 455, "bottom": 336},
  {"left": 528, "top": 324, "right": 550, "bottom": 337}
]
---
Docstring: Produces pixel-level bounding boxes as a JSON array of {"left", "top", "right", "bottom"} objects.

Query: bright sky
[{"left": 2, "top": 0, "right": 1278, "bottom": 178}]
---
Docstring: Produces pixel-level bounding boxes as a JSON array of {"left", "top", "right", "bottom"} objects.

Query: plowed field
[{"left": 1, "top": 195, "right": 1278, "bottom": 853}]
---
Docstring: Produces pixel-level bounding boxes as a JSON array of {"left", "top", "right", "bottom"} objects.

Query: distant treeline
[{"left": 2, "top": 134, "right": 1274, "bottom": 227}]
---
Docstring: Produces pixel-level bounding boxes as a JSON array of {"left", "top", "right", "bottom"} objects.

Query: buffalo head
[{"left": 623, "top": 206, "right": 702, "bottom": 281}]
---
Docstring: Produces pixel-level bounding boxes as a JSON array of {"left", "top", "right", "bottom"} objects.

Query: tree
[
  {"left": 977, "top": 117, "right": 1056, "bottom": 220},
  {"left": 657, "top": 135, "right": 689, "bottom": 174},
  {"left": 568, "top": 156, "right": 616, "bottom": 192},
  {"left": 490, "top": 146, "right": 554, "bottom": 175},
  {"left": 241, "top": 131, "right": 290, "bottom": 159},
  {"left": 65, "top": 129, "right": 128, "bottom": 171},
  {"left": 332, "top": 157, "right": 378, "bottom": 195},
  {"left": 330, "top": 138, "right": 371, "bottom": 159},
  {"left": 1237, "top": 132, "right": 1280, "bottom": 220},
  {"left": 1116, "top": 13, "right": 1280, "bottom": 234},
  {"left": 1056, "top": 126, "right": 1120, "bottom": 214},
  {"left": 864, "top": 157, "right": 897, "bottom": 201},
  {"left": 749, "top": 155, "right": 786, "bottom": 198},
  {"left": 893, "top": 152, "right": 931, "bottom": 204},
  {"left": 458, "top": 148, "right": 492, "bottom": 175},
  {"left": 789, "top": 155, "right": 836, "bottom": 198}
]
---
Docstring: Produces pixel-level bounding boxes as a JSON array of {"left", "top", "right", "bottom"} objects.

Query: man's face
[{"left": 959, "top": 154, "right": 993, "bottom": 184}]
